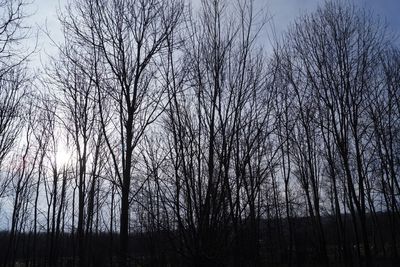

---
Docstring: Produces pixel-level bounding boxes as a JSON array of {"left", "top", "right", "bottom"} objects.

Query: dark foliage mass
[{"left": 0, "top": 0, "right": 399, "bottom": 266}]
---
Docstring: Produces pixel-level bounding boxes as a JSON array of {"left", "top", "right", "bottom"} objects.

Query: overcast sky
[{"left": 27, "top": 0, "right": 400, "bottom": 67}]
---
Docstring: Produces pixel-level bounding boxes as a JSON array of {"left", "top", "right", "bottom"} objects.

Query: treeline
[{"left": 0, "top": 0, "right": 399, "bottom": 266}]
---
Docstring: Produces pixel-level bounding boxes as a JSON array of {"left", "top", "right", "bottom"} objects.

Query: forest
[{"left": 0, "top": 0, "right": 399, "bottom": 266}]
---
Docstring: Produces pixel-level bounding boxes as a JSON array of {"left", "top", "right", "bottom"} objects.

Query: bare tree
[
  {"left": 0, "top": 0, "right": 31, "bottom": 196},
  {"left": 368, "top": 48, "right": 400, "bottom": 260},
  {"left": 58, "top": 0, "right": 183, "bottom": 265},
  {"left": 277, "top": 1, "right": 393, "bottom": 265},
  {"left": 48, "top": 29, "right": 101, "bottom": 265},
  {"left": 1, "top": 0, "right": 400, "bottom": 266},
  {"left": 163, "top": 0, "right": 275, "bottom": 265}
]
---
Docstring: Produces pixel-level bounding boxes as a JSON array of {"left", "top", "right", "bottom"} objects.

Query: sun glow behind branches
[{"left": 55, "top": 143, "right": 71, "bottom": 167}]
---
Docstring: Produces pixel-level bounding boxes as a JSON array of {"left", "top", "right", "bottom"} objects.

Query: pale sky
[{"left": 26, "top": 0, "right": 400, "bottom": 68}]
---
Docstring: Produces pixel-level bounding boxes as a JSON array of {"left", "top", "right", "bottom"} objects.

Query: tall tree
[
  {"left": 164, "top": 0, "right": 275, "bottom": 265},
  {"left": 0, "top": 0, "right": 31, "bottom": 196},
  {"left": 277, "top": 1, "right": 392, "bottom": 265},
  {"left": 59, "top": 0, "right": 184, "bottom": 265}
]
